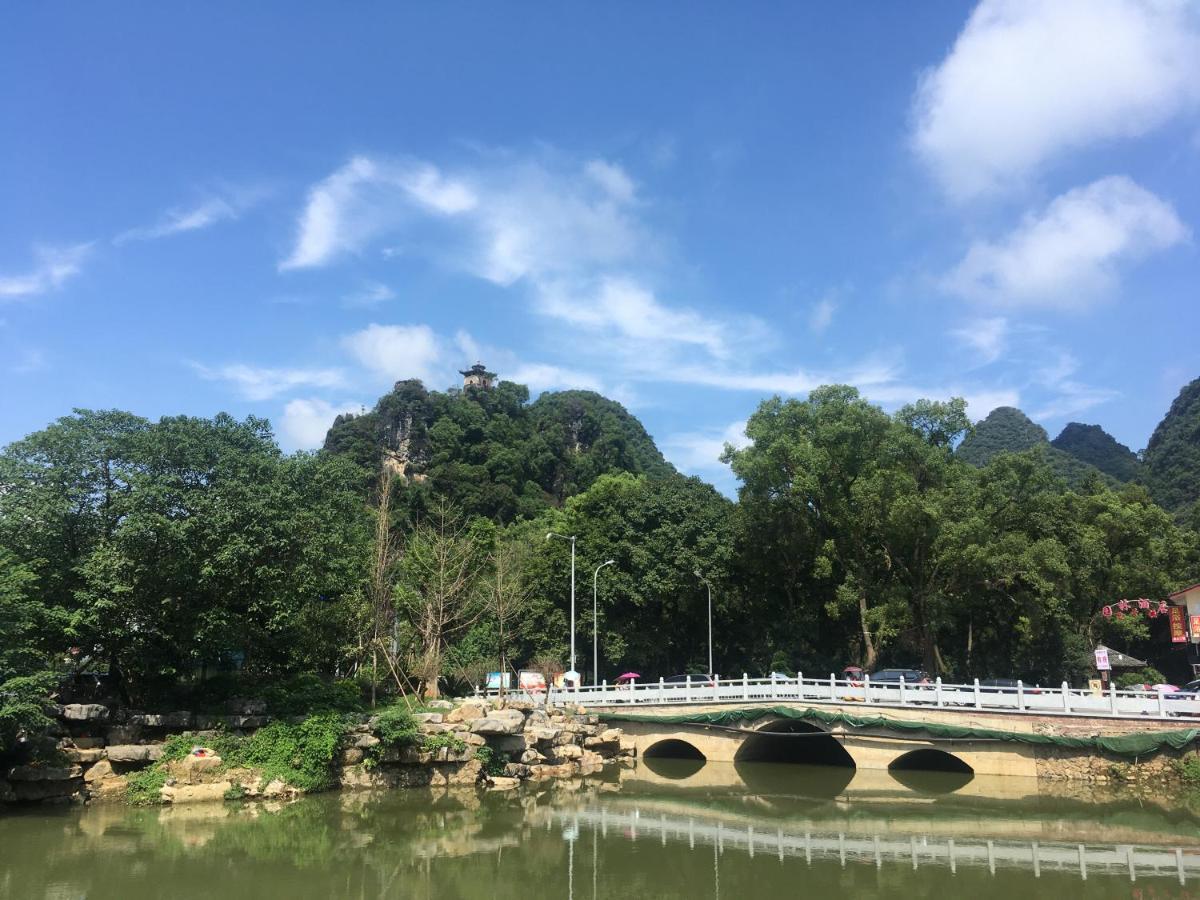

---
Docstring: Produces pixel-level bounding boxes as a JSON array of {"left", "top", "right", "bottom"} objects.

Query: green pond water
[{"left": 3, "top": 761, "right": 1200, "bottom": 899}]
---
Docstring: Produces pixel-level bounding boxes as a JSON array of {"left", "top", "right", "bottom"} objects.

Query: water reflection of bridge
[{"left": 553, "top": 803, "right": 1200, "bottom": 886}]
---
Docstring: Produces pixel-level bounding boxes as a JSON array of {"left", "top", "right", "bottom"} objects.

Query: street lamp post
[
  {"left": 694, "top": 569, "right": 713, "bottom": 677},
  {"left": 546, "top": 532, "right": 577, "bottom": 681},
  {"left": 592, "top": 559, "right": 615, "bottom": 685}
]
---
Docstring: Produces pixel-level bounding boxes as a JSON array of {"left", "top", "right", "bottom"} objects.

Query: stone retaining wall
[{"left": 0, "top": 698, "right": 636, "bottom": 807}]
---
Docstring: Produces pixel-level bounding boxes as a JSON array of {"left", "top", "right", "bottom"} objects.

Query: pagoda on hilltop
[{"left": 459, "top": 362, "right": 496, "bottom": 390}]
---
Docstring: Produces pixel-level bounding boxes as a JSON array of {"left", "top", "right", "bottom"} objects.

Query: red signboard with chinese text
[
  {"left": 1191, "top": 615, "right": 1200, "bottom": 644},
  {"left": 1170, "top": 606, "right": 1188, "bottom": 643}
]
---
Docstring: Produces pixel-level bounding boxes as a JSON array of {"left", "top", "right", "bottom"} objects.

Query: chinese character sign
[
  {"left": 1170, "top": 606, "right": 1188, "bottom": 643},
  {"left": 1095, "top": 647, "right": 1111, "bottom": 671},
  {"left": 1192, "top": 616, "right": 1200, "bottom": 645}
]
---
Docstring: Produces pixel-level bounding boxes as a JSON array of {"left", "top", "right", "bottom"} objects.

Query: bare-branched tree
[{"left": 397, "top": 499, "right": 487, "bottom": 699}]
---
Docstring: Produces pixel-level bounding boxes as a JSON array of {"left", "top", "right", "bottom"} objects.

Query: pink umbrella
[
  {"left": 1153, "top": 683, "right": 1179, "bottom": 692},
  {"left": 615, "top": 672, "right": 641, "bottom": 682}
]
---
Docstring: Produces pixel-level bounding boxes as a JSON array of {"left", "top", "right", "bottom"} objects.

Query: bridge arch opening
[
  {"left": 643, "top": 739, "right": 706, "bottom": 761},
  {"left": 642, "top": 739, "right": 707, "bottom": 779},
  {"left": 734, "top": 719, "right": 856, "bottom": 769},
  {"left": 888, "top": 748, "right": 973, "bottom": 775}
]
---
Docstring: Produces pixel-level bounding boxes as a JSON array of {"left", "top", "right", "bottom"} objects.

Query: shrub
[
  {"left": 421, "top": 732, "right": 468, "bottom": 754},
  {"left": 373, "top": 706, "right": 419, "bottom": 748},
  {"left": 228, "top": 713, "right": 344, "bottom": 792},
  {"left": 475, "top": 745, "right": 507, "bottom": 777},
  {"left": 125, "top": 767, "right": 169, "bottom": 806}
]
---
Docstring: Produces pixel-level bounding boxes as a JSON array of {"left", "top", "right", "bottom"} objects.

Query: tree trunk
[{"left": 857, "top": 591, "right": 877, "bottom": 672}]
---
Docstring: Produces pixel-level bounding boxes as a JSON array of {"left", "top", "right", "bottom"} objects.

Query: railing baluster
[
  {"left": 1110, "top": 683, "right": 1119, "bottom": 717},
  {"left": 864, "top": 673, "right": 871, "bottom": 705},
  {"left": 743, "top": 672, "right": 749, "bottom": 701},
  {"left": 1017, "top": 679, "right": 1025, "bottom": 711},
  {"left": 973, "top": 678, "right": 981, "bottom": 710},
  {"left": 830, "top": 673, "right": 836, "bottom": 702},
  {"left": 1062, "top": 680, "right": 1070, "bottom": 713},
  {"left": 899, "top": 676, "right": 905, "bottom": 706},
  {"left": 935, "top": 677, "right": 943, "bottom": 708}
]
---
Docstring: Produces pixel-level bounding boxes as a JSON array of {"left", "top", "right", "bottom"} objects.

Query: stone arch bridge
[{"left": 597, "top": 701, "right": 1196, "bottom": 779}]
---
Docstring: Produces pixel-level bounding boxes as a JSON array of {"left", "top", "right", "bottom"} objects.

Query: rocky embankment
[{"left": 0, "top": 698, "right": 635, "bottom": 806}]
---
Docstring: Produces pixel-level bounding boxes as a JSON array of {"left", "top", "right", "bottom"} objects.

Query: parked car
[
  {"left": 869, "top": 668, "right": 929, "bottom": 684},
  {"left": 664, "top": 673, "right": 716, "bottom": 687}
]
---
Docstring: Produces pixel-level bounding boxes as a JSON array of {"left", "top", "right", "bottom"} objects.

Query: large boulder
[
  {"left": 445, "top": 701, "right": 488, "bottom": 724},
  {"left": 470, "top": 709, "right": 526, "bottom": 735},
  {"left": 61, "top": 704, "right": 109, "bottom": 723},
  {"left": 106, "top": 744, "right": 163, "bottom": 763}
]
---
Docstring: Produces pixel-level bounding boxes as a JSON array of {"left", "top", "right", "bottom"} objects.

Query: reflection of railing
[
  {"left": 481, "top": 674, "right": 1200, "bottom": 721},
  {"left": 556, "top": 806, "right": 1200, "bottom": 886}
]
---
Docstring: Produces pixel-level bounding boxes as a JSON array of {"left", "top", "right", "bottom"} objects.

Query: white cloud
[
  {"left": 0, "top": 243, "right": 90, "bottom": 299},
  {"left": 279, "top": 397, "right": 363, "bottom": 450},
  {"left": 662, "top": 420, "right": 749, "bottom": 473},
  {"left": 950, "top": 316, "right": 1009, "bottom": 364},
  {"left": 536, "top": 276, "right": 731, "bottom": 358},
  {"left": 191, "top": 362, "right": 347, "bottom": 401},
  {"left": 809, "top": 295, "right": 836, "bottom": 334},
  {"left": 341, "top": 323, "right": 448, "bottom": 387},
  {"left": 506, "top": 362, "right": 605, "bottom": 394},
  {"left": 913, "top": 0, "right": 1200, "bottom": 199},
  {"left": 342, "top": 281, "right": 395, "bottom": 308},
  {"left": 942, "top": 176, "right": 1188, "bottom": 308}
]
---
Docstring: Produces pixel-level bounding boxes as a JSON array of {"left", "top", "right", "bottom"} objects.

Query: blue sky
[{"left": 3, "top": 2, "right": 1199, "bottom": 492}]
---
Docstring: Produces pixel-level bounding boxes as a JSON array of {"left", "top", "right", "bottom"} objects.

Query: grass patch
[
  {"left": 421, "top": 732, "right": 468, "bottom": 754},
  {"left": 475, "top": 745, "right": 507, "bottom": 777}
]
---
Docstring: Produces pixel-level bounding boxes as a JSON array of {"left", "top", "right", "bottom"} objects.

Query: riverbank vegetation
[{"left": 2, "top": 376, "right": 1200, "bottom": 736}]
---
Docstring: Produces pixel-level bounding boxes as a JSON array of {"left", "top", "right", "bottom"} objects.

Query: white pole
[
  {"left": 592, "top": 560, "right": 614, "bottom": 687},
  {"left": 570, "top": 537, "right": 576, "bottom": 678},
  {"left": 707, "top": 579, "right": 713, "bottom": 677}
]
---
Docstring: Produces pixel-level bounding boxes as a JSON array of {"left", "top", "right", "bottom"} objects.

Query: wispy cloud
[
  {"left": 116, "top": 198, "right": 237, "bottom": 244},
  {"left": 950, "top": 316, "right": 1009, "bottom": 365},
  {"left": 808, "top": 295, "right": 837, "bottom": 334},
  {"left": 279, "top": 157, "right": 476, "bottom": 271},
  {"left": 0, "top": 243, "right": 91, "bottom": 300},
  {"left": 913, "top": 0, "right": 1200, "bottom": 200},
  {"left": 662, "top": 419, "right": 749, "bottom": 474},
  {"left": 190, "top": 362, "right": 348, "bottom": 401},
  {"left": 941, "top": 176, "right": 1188, "bottom": 309},
  {"left": 341, "top": 281, "right": 396, "bottom": 308}
]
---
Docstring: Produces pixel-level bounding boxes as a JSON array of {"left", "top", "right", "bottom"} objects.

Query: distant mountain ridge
[{"left": 956, "top": 407, "right": 1118, "bottom": 489}]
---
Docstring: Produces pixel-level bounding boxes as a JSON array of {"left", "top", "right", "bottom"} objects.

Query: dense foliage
[
  {"left": 2, "top": 375, "right": 1199, "bottom": 719},
  {"left": 323, "top": 381, "right": 673, "bottom": 522},
  {"left": 1051, "top": 422, "right": 1142, "bottom": 483},
  {"left": 1145, "top": 376, "right": 1200, "bottom": 516}
]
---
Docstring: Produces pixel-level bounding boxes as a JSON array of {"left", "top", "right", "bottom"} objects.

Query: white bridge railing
[
  {"left": 557, "top": 806, "right": 1200, "bottom": 885},
  {"left": 487, "top": 674, "right": 1200, "bottom": 721}
]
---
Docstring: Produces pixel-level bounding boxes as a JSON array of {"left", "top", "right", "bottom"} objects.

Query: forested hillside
[
  {"left": 323, "top": 379, "right": 673, "bottom": 522},
  {"left": 1051, "top": 423, "right": 1142, "bottom": 483},
  {"left": 955, "top": 406, "right": 1112, "bottom": 488},
  {"left": 1145, "top": 377, "right": 1200, "bottom": 517},
  {"left": 3, "top": 376, "right": 1200, "bottom": 723}
]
